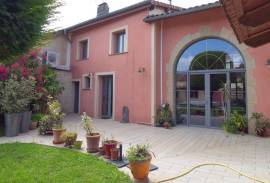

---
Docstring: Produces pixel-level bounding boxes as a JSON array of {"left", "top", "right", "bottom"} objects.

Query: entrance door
[
  {"left": 101, "top": 76, "right": 113, "bottom": 119},
  {"left": 73, "top": 81, "right": 80, "bottom": 113},
  {"left": 189, "top": 74, "right": 206, "bottom": 126},
  {"left": 210, "top": 73, "right": 227, "bottom": 127}
]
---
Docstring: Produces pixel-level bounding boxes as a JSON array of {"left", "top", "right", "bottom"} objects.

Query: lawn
[{"left": 0, "top": 143, "right": 132, "bottom": 183}]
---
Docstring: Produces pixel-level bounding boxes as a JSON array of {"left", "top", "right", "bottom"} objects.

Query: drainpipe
[
  {"left": 64, "top": 29, "right": 72, "bottom": 70},
  {"left": 160, "top": 20, "right": 164, "bottom": 105}
]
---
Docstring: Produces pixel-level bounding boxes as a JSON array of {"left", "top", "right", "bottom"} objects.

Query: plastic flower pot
[
  {"left": 110, "top": 148, "right": 119, "bottom": 161},
  {"left": 86, "top": 133, "right": 100, "bottom": 153},
  {"left": 103, "top": 140, "right": 117, "bottom": 159},
  {"left": 4, "top": 113, "right": 20, "bottom": 137},
  {"left": 129, "top": 156, "right": 152, "bottom": 183},
  {"left": 52, "top": 128, "right": 66, "bottom": 144},
  {"left": 73, "top": 141, "right": 83, "bottom": 150},
  {"left": 20, "top": 111, "right": 32, "bottom": 133}
]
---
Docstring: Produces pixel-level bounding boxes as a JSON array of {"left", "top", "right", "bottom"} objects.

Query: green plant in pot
[
  {"left": 73, "top": 140, "right": 83, "bottom": 150},
  {"left": 19, "top": 79, "right": 39, "bottom": 133},
  {"left": 81, "top": 112, "right": 100, "bottom": 153},
  {"left": 252, "top": 112, "right": 270, "bottom": 137},
  {"left": 0, "top": 79, "right": 27, "bottom": 137},
  {"left": 223, "top": 111, "right": 247, "bottom": 134},
  {"left": 61, "top": 132, "right": 77, "bottom": 147},
  {"left": 30, "top": 113, "right": 43, "bottom": 130},
  {"left": 160, "top": 104, "right": 172, "bottom": 129},
  {"left": 49, "top": 97, "right": 65, "bottom": 144},
  {"left": 126, "top": 144, "right": 152, "bottom": 183},
  {"left": 38, "top": 115, "right": 50, "bottom": 135}
]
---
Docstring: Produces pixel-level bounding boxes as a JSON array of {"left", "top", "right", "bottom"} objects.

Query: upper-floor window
[
  {"left": 46, "top": 51, "right": 59, "bottom": 67},
  {"left": 77, "top": 39, "right": 89, "bottom": 60},
  {"left": 110, "top": 27, "right": 128, "bottom": 55}
]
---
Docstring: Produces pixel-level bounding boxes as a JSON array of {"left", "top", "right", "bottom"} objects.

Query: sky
[{"left": 51, "top": 0, "right": 217, "bottom": 30}]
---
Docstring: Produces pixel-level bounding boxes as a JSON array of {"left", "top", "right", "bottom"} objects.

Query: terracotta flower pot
[
  {"left": 110, "top": 148, "right": 119, "bottom": 161},
  {"left": 29, "top": 121, "right": 38, "bottom": 130},
  {"left": 104, "top": 140, "right": 117, "bottom": 159},
  {"left": 129, "top": 157, "right": 151, "bottom": 183},
  {"left": 264, "top": 128, "right": 270, "bottom": 137},
  {"left": 86, "top": 133, "right": 100, "bottom": 153},
  {"left": 52, "top": 128, "right": 66, "bottom": 144}
]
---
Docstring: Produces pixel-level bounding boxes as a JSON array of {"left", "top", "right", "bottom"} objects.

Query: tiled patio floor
[{"left": 0, "top": 114, "right": 270, "bottom": 183}]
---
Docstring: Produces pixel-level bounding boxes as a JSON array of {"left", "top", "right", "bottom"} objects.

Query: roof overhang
[
  {"left": 220, "top": 0, "right": 270, "bottom": 47},
  {"left": 144, "top": 2, "right": 221, "bottom": 22}
]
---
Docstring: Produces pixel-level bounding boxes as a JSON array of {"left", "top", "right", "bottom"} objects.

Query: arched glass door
[{"left": 175, "top": 38, "right": 246, "bottom": 128}]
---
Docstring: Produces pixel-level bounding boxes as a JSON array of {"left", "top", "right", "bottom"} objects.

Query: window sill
[
  {"left": 82, "top": 88, "right": 91, "bottom": 90},
  {"left": 76, "top": 59, "right": 89, "bottom": 62},
  {"left": 109, "top": 52, "right": 128, "bottom": 56}
]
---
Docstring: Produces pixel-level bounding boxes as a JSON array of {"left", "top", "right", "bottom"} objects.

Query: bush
[
  {"left": 223, "top": 111, "right": 247, "bottom": 134},
  {"left": 31, "top": 113, "right": 44, "bottom": 122}
]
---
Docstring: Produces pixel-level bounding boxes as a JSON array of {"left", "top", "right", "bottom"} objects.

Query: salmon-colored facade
[{"left": 66, "top": 1, "right": 270, "bottom": 131}]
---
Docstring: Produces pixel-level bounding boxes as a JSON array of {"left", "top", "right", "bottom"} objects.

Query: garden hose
[{"left": 155, "top": 163, "right": 269, "bottom": 183}]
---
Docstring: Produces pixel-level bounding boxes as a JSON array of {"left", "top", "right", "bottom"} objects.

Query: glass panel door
[
  {"left": 189, "top": 74, "right": 206, "bottom": 126},
  {"left": 176, "top": 73, "right": 187, "bottom": 125},
  {"left": 210, "top": 73, "right": 227, "bottom": 127}
]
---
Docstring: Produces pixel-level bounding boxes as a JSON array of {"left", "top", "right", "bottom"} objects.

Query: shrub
[
  {"left": 47, "top": 96, "right": 64, "bottom": 122},
  {"left": 31, "top": 113, "right": 44, "bottom": 122},
  {"left": 38, "top": 115, "right": 50, "bottom": 135},
  {"left": 251, "top": 112, "right": 270, "bottom": 136},
  {"left": 223, "top": 111, "right": 247, "bottom": 134}
]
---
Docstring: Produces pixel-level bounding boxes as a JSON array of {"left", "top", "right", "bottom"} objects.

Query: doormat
[
  {"left": 105, "top": 158, "right": 129, "bottom": 168},
  {"left": 127, "top": 164, "right": 159, "bottom": 172}
]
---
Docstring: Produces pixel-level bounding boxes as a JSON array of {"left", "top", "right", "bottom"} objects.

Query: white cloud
[{"left": 50, "top": 0, "right": 218, "bottom": 29}]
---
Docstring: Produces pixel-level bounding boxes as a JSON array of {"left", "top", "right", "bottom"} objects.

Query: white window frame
[
  {"left": 109, "top": 26, "right": 128, "bottom": 55},
  {"left": 82, "top": 73, "right": 93, "bottom": 90},
  {"left": 77, "top": 38, "right": 90, "bottom": 60},
  {"left": 46, "top": 50, "right": 59, "bottom": 67}
]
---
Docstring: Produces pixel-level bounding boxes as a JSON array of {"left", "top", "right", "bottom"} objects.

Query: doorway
[
  {"left": 101, "top": 75, "right": 113, "bottom": 119},
  {"left": 73, "top": 81, "right": 80, "bottom": 114}
]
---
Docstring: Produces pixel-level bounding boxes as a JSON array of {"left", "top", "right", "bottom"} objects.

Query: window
[
  {"left": 110, "top": 27, "right": 128, "bottom": 54},
  {"left": 77, "top": 39, "right": 89, "bottom": 60},
  {"left": 82, "top": 74, "right": 92, "bottom": 90},
  {"left": 46, "top": 51, "right": 59, "bottom": 67}
]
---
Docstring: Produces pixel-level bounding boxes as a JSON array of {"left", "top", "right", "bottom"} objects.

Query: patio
[{"left": 0, "top": 113, "right": 269, "bottom": 183}]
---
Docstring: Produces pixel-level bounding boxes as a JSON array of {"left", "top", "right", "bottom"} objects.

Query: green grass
[{"left": 0, "top": 143, "right": 132, "bottom": 183}]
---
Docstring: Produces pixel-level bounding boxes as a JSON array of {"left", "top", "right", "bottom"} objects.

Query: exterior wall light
[{"left": 138, "top": 67, "right": 145, "bottom": 73}]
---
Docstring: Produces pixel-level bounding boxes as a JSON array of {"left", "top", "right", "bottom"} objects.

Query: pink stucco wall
[
  {"left": 158, "top": 7, "right": 270, "bottom": 118},
  {"left": 70, "top": 10, "right": 152, "bottom": 124}
]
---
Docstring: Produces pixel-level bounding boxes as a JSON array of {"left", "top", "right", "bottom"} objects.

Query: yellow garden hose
[{"left": 155, "top": 163, "right": 269, "bottom": 183}]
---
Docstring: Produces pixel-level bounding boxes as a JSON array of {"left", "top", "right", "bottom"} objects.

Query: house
[{"left": 48, "top": 0, "right": 270, "bottom": 133}]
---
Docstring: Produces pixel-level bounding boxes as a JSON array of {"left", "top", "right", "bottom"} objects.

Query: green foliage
[
  {"left": 61, "top": 132, "right": 77, "bottom": 146},
  {"left": 81, "top": 112, "right": 94, "bottom": 135},
  {"left": 223, "top": 111, "right": 247, "bottom": 134},
  {"left": 0, "top": 79, "right": 38, "bottom": 113},
  {"left": 43, "top": 67, "right": 64, "bottom": 97},
  {"left": 0, "top": 0, "right": 61, "bottom": 64},
  {"left": 73, "top": 141, "right": 83, "bottom": 150},
  {"left": 126, "top": 144, "right": 151, "bottom": 162},
  {"left": 47, "top": 96, "right": 64, "bottom": 122},
  {"left": 251, "top": 112, "right": 270, "bottom": 136},
  {"left": 31, "top": 113, "right": 44, "bottom": 122},
  {"left": 0, "top": 143, "right": 132, "bottom": 183},
  {"left": 38, "top": 115, "right": 50, "bottom": 135},
  {"left": 155, "top": 104, "right": 172, "bottom": 127}
]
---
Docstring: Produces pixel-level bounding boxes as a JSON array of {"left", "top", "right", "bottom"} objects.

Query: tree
[{"left": 0, "top": 0, "right": 60, "bottom": 64}]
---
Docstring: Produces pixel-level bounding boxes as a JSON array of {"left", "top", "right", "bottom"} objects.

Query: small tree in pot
[
  {"left": 126, "top": 144, "right": 152, "bottom": 183},
  {"left": 48, "top": 97, "right": 65, "bottom": 144},
  {"left": 81, "top": 112, "right": 100, "bottom": 153}
]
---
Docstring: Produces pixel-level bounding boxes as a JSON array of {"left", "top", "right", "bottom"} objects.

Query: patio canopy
[{"left": 220, "top": 0, "right": 270, "bottom": 47}]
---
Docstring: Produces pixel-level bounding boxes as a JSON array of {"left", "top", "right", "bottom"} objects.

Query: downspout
[
  {"left": 64, "top": 29, "right": 72, "bottom": 70},
  {"left": 160, "top": 20, "right": 164, "bottom": 105}
]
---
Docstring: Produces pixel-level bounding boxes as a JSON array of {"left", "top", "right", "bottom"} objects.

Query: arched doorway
[{"left": 175, "top": 38, "right": 246, "bottom": 128}]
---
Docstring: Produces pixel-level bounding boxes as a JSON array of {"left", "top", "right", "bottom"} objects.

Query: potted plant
[
  {"left": 30, "top": 113, "right": 43, "bottom": 130},
  {"left": 81, "top": 112, "right": 100, "bottom": 153},
  {"left": 73, "top": 140, "right": 83, "bottom": 150},
  {"left": 111, "top": 147, "right": 119, "bottom": 161},
  {"left": 223, "top": 111, "right": 247, "bottom": 134},
  {"left": 0, "top": 79, "right": 25, "bottom": 137},
  {"left": 61, "top": 132, "right": 77, "bottom": 147},
  {"left": 38, "top": 115, "right": 50, "bottom": 135},
  {"left": 52, "top": 124, "right": 66, "bottom": 144},
  {"left": 160, "top": 104, "right": 172, "bottom": 129},
  {"left": 252, "top": 112, "right": 270, "bottom": 137},
  {"left": 126, "top": 144, "right": 152, "bottom": 183},
  {"left": 103, "top": 139, "right": 118, "bottom": 159},
  {"left": 19, "top": 79, "right": 39, "bottom": 133}
]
